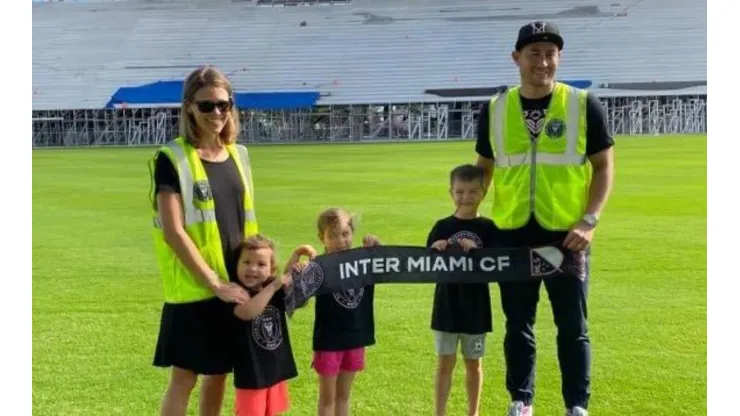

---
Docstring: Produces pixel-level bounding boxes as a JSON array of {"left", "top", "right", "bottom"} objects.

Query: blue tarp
[
  {"left": 561, "top": 80, "right": 593, "bottom": 89},
  {"left": 105, "top": 80, "right": 320, "bottom": 110}
]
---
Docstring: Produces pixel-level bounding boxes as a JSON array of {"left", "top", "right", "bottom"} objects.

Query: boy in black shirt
[
  {"left": 427, "top": 164, "right": 498, "bottom": 416},
  {"left": 231, "top": 235, "right": 316, "bottom": 416}
]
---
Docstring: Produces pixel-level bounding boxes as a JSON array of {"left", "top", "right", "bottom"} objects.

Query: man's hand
[
  {"left": 212, "top": 281, "right": 251, "bottom": 304},
  {"left": 457, "top": 238, "right": 479, "bottom": 252},
  {"left": 363, "top": 234, "right": 382, "bottom": 247},
  {"left": 563, "top": 221, "right": 595, "bottom": 252},
  {"left": 430, "top": 239, "right": 449, "bottom": 251}
]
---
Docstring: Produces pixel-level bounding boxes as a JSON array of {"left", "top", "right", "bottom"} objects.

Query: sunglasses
[{"left": 195, "top": 99, "right": 233, "bottom": 113}]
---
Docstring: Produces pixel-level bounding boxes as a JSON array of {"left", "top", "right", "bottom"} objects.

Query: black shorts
[{"left": 153, "top": 297, "right": 234, "bottom": 375}]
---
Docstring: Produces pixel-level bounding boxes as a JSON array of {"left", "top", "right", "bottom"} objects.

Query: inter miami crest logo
[
  {"left": 298, "top": 261, "right": 324, "bottom": 298},
  {"left": 449, "top": 231, "right": 483, "bottom": 248},
  {"left": 529, "top": 246, "right": 564, "bottom": 277},
  {"left": 545, "top": 118, "right": 566, "bottom": 139},
  {"left": 193, "top": 180, "right": 213, "bottom": 201},
  {"left": 333, "top": 287, "right": 364, "bottom": 309},
  {"left": 252, "top": 305, "right": 283, "bottom": 351}
]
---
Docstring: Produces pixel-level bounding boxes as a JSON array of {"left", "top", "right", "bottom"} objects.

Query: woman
[{"left": 149, "top": 66, "right": 259, "bottom": 416}]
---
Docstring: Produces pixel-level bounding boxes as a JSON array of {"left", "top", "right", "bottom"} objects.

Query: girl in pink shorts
[{"left": 310, "top": 208, "right": 381, "bottom": 416}]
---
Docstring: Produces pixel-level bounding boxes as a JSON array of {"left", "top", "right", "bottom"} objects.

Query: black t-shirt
[
  {"left": 475, "top": 90, "right": 615, "bottom": 246},
  {"left": 232, "top": 287, "right": 298, "bottom": 389},
  {"left": 154, "top": 152, "right": 245, "bottom": 280},
  {"left": 428, "top": 216, "right": 498, "bottom": 334},
  {"left": 313, "top": 284, "right": 376, "bottom": 351}
]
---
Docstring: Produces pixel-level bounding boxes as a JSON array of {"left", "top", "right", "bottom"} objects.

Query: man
[{"left": 475, "top": 21, "right": 615, "bottom": 416}]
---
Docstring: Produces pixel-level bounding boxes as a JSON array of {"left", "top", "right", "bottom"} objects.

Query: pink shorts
[
  {"left": 312, "top": 348, "right": 365, "bottom": 376},
  {"left": 234, "top": 381, "right": 289, "bottom": 416}
]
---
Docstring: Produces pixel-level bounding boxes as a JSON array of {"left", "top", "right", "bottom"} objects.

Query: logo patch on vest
[
  {"left": 193, "top": 181, "right": 213, "bottom": 201},
  {"left": 545, "top": 118, "right": 566, "bottom": 139}
]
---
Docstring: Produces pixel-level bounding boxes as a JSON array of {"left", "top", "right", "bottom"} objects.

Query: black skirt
[{"left": 153, "top": 297, "right": 234, "bottom": 375}]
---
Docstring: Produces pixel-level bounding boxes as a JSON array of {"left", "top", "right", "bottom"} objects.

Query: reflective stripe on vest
[
  {"left": 153, "top": 141, "right": 257, "bottom": 228},
  {"left": 491, "top": 86, "right": 585, "bottom": 168},
  {"left": 234, "top": 144, "right": 255, "bottom": 202},
  {"left": 153, "top": 209, "right": 257, "bottom": 229}
]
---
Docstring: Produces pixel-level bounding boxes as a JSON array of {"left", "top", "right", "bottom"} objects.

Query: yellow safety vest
[
  {"left": 488, "top": 82, "right": 591, "bottom": 231},
  {"left": 150, "top": 137, "right": 259, "bottom": 303}
]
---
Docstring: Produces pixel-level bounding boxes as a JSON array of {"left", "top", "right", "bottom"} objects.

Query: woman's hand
[{"left": 212, "top": 281, "right": 251, "bottom": 304}]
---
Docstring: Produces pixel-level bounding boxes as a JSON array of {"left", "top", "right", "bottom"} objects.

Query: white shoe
[
  {"left": 566, "top": 406, "right": 588, "bottom": 416},
  {"left": 507, "top": 401, "right": 533, "bottom": 416}
]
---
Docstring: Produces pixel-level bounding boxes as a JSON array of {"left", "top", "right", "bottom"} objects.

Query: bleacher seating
[{"left": 32, "top": 0, "right": 706, "bottom": 110}]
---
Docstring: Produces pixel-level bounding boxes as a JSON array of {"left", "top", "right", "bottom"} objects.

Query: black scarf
[{"left": 285, "top": 244, "right": 586, "bottom": 314}]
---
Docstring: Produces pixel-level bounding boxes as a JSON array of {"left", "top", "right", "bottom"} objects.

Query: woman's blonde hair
[{"left": 180, "top": 66, "right": 240, "bottom": 146}]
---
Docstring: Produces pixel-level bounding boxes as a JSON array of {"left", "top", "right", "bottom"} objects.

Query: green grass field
[{"left": 32, "top": 135, "right": 707, "bottom": 415}]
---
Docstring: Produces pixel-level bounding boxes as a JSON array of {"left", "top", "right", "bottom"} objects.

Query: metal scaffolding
[
  {"left": 255, "top": 0, "right": 350, "bottom": 6},
  {"left": 31, "top": 94, "right": 707, "bottom": 148}
]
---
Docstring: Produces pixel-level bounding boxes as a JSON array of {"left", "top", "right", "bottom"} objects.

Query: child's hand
[
  {"left": 293, "top": 244, "right": 318, "bottom": 259},
  {"left": 282, "top": 273, "right": 293, "bottom": 289},
  {"left": 430, "top": 239, "right": 449, "bottom": 251},
  {"left": 284, "top": 247, "right": 316, "bottom": 276},
  {"left": 363, "top": 234, "right": 382, "bottom": 247},
  {"left": 292, "top": 261, "right": 308, "bottom": 275},
  {"left": 458, "top": 238, "right": 479, "bottom": 252}
]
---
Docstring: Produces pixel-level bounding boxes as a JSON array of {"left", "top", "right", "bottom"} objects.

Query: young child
[
  {"left": 231, "top": 235, "right": 317, "bottom": 416},
  {"left": 427, "top": 164, "right": 498, "bottom": 416},
  {"left": 311, "top": 208, "right": 381, "bottom": 416}
]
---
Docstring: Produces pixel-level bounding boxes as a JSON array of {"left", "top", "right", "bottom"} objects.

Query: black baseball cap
[{"left": 515, "top": 21, "right": 564, "bottom": 51}]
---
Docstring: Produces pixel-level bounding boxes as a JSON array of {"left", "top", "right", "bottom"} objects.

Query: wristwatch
[{"left": 581, "top": 213, "right": 599, "bottom": 228}]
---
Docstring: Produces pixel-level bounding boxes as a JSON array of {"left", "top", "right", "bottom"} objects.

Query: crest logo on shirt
[
  {"left": 333, "top": 287, "right": 364, "bottom": 309},
  {"left": 252, "top": 305, "right": 283, "bottom": 351},
  {"left": 193, "top": 180, "right": 213, "bottom": 201},
  {"left": 545, "top": 118, "right": 566, "bottom": 139},
  {"left": 449, "top": 231, "right": 483, "bottom": 248}
]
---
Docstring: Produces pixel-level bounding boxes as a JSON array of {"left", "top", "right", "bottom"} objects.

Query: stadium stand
[{"left": 32, "top": 0, "right": 706, "bottom": 146}]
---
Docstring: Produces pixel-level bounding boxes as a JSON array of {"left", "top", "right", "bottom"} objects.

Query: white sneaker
[
  {"left": 566, "top": 406, "right": 588, "bottom": 416},
  {"left": 507, "top": 401, "right": 533, "bottom": 416}
]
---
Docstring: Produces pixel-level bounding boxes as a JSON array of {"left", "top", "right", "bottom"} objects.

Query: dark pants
[{"left": 498, "top": 254, "right": 591, "bottom": 409}]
